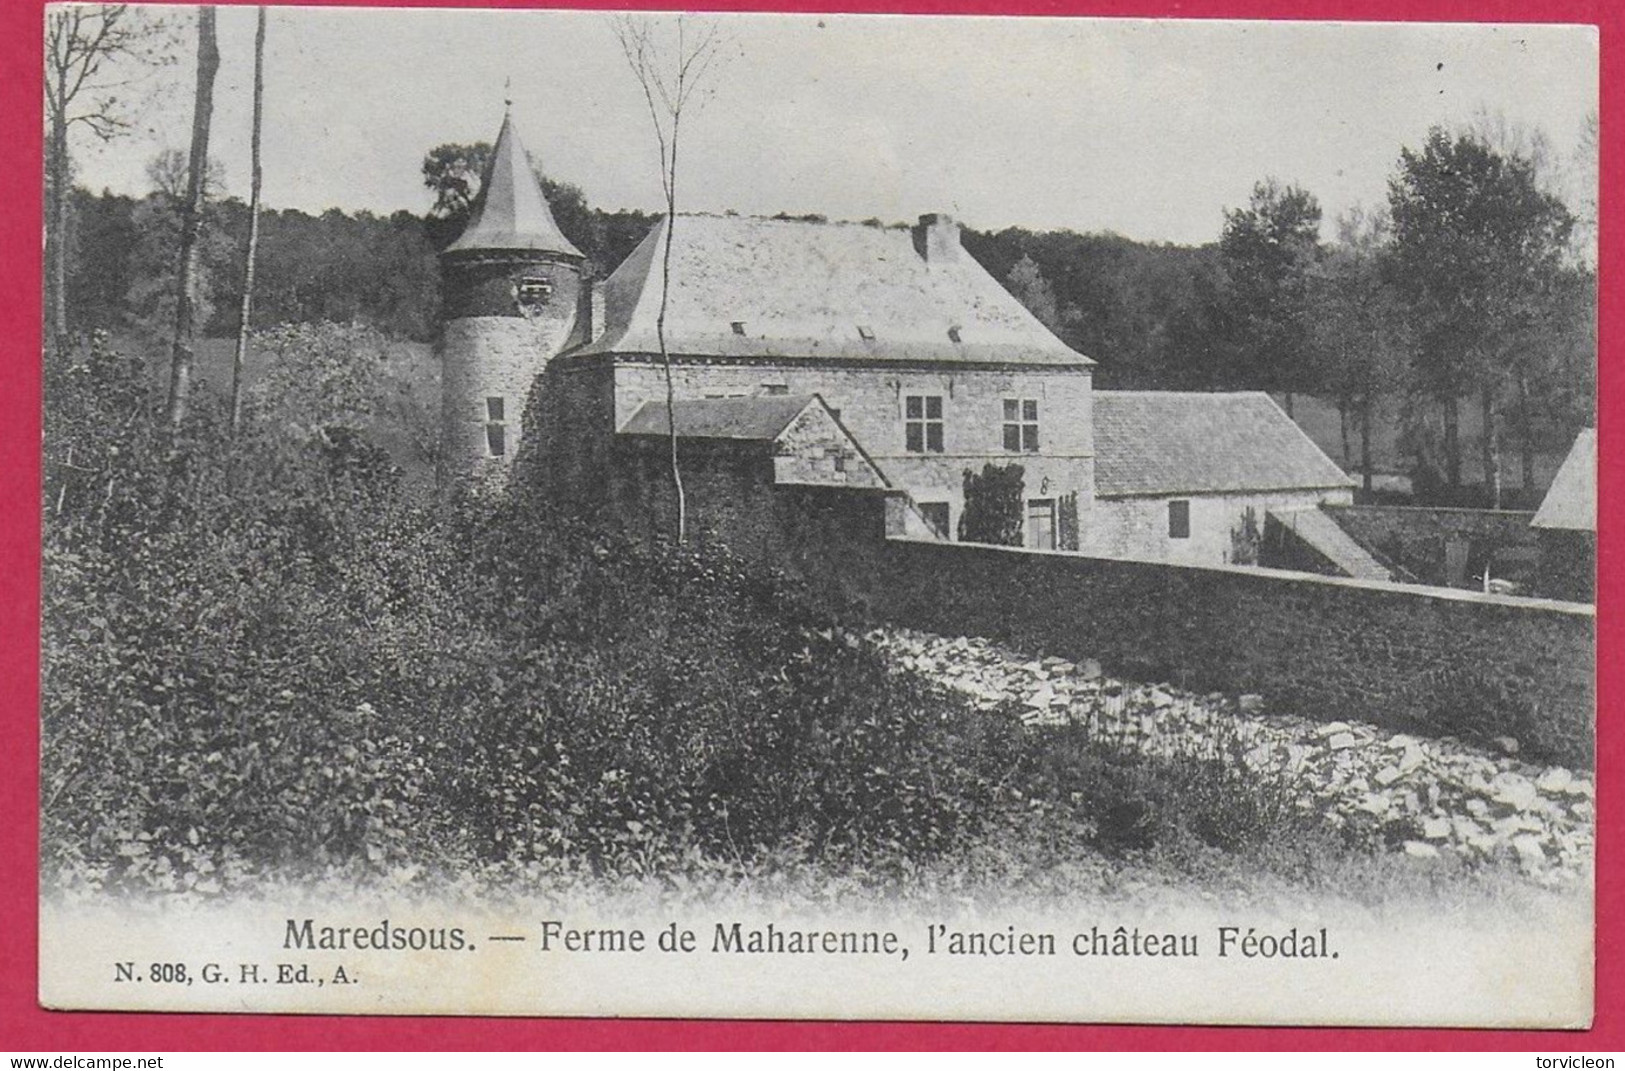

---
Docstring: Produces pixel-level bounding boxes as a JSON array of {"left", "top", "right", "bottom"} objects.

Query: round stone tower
[{"left": 437, "top": 109, "right": 585, "bottom": 494}]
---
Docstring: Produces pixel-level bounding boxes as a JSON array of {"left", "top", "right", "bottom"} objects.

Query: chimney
[{"left": 912, "top": 213, "right": 961, "bottom": 264}]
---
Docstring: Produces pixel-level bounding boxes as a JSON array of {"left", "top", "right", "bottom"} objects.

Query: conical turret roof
[{"left": 444, "top": 112, "right": 584, "bottom": 259}]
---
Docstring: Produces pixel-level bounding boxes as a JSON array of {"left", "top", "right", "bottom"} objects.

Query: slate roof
[
  {"left": 619, "top": 395, "right": 820, "bottom": 441},
  {"left": 572, "top": 214, "right": 1092, "bottom": 367},
  {"left": 1532, "top": 428, "right": 1596, "bottom": 532},
  {"left": 1094, "top": 391, "right": 1356, "bottom": 497},
  {"left": 444, "top": 112, "right": 583, "bottom": 260}
]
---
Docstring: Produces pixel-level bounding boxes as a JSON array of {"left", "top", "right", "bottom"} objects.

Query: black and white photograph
[{"left": 38, "top": 4, "right": 1597, "bottom": 1024}]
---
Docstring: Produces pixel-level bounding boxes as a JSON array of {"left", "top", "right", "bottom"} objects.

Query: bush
[
  {"left": 958, "top": 463, "right": 1025, "bottom": 546},
  {"left": 39, "top": 333, "right": 1426, "bottom": 898}
]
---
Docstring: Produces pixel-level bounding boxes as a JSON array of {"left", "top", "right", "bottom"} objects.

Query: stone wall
[
  {"left": 582, "top": 449, "right": 1595, "bottom": 767},
  {"left": 606, "top": 437, "right": 896, "bottom": 566},
  {"left": 820, "top": 536, "right": 1595, "bottom": 768},
  {"left": 1323, "top": 504, "right": 1539, "bottom": 588}
]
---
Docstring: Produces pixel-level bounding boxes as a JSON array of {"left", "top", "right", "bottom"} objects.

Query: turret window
[{"left": 485, "top": 396, "right": 507, "bottom": 457}]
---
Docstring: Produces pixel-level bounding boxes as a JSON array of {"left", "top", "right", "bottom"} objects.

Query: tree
[
  {"left": 1006, "top": 254, "right": 1060, "bottom": 331},
  {"left": 164, "top": 6, "right": 221, "bottom": 432},
  {"left": 145, "top": 146, "right": 224, "bottom": 202},
  {"left": 122, "top": 185, "right": 237, "bottom": 339},
  {"left": 231, "top": 7, "right": 268, "bottom": 436},
  {"left": 1387, "top": 127, "right": 1575, "bottom": 505},
  {"left": 44, "top": 5, "right": 172, "bottom": 350},
  {"left": 613, "top": 13, "right": 728, "bottom": 545},
  {"left": 1306, "top": 206, "right": 1410, "bottom": 494},
  {"left": 1217, "top": 179, "right": 1323, "bottom": 414}
]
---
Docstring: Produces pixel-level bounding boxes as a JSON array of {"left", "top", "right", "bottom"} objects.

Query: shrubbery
[{"left": 41, "top": 332, "right": 1384, "bottom": 897}]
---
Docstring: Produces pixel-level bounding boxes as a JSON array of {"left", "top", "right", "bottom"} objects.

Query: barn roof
[
  {"left": 572, "top": 213, "right": 1092, "bottom": 367},
  {"left": 1532, "top": 428, "right": 1596, "bottom": 532},
  {"left": 619, "top": 394, "right": 820, "bottom": 441},
  {"left": 444, "top": 112, "right": 583, "bottom": 260},
  {"left": 1094, "top": 391, "right": 1356, "bottom": 497}
]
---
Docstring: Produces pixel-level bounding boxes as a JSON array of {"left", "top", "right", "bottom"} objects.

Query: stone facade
[
  {"left": 1089, "top": 488, "right": 1353, "bottom": 566},
  {"left": 606, "top": 358, "right": 1096, "bottom": 546},
  {"left": 439, "top": 275, "right": 582, "bottom": 492},
  {"left": 772, "top": 402, "right": 889, "bottom": 489}
]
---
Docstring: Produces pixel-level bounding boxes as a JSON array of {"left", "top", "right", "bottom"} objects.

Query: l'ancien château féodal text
[{"left": 511, "top": 921, "right": 1339, "bottom": 961}]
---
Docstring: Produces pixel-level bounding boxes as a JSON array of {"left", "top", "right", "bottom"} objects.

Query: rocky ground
[{"left": 865, "top": 627, "right": 1594, "bottom": 886}]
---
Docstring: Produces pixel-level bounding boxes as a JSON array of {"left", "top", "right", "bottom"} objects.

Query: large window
[
  {"left": 1003, "top": 398, "right": 1039, "bottom": 453},
  {"left": 485, "top": 396, "right": 507, "bottom": 457},
  {"left": 1168, "top": 499, "right": 1191, "bottom": 539},
  {"left": 904, "top": 395, "right": 944, "bottom": 453}
]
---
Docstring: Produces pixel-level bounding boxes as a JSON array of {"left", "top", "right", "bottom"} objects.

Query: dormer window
[
  {"left": 857, "top": 325, "right": 876, "bottom": 342},
  {"left": 517, "top": 276, "right": 553, "bottom": 308}
]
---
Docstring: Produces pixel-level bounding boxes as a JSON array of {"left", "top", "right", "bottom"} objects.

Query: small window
[
  {"left": 516, "top": 277, "right": 552, "bottom": 307},
  {"left": 904, "top": 394, "right": 944, "bottom": 453},
  {"left": 947, "top": 325, "right": 962, "bottom": 343},
  {"left": 1002, "top": 398, "right": 1039, "bottom": 453},
  {"left": 919, "top": 502, "right": 951, "bottom": 539},
  {"left": 731, "top": 321, "right": 747, "bottom": 336},
  {"left": 857, "top": 325, "right": 876, "bottom": 342},
  {"left": 485, "top": 395, "right": 507, "bottom": 457},
  {"left": 1168, "top": 499, "right": 1191, "bottom": 540},
  {"left": 762, "top": 383, "right": 789, "bottom": 396}
]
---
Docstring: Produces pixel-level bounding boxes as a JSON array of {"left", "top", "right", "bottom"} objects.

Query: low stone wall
[
  {"left": 1323, "top": 504, "right": 1538, "bottom": 588},
  {"left": 831, "top": 537, "right": 1594, "bottom": 768}
]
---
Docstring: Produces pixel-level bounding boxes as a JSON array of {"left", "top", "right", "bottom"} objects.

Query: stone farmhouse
[{"left": 440, "top": 112, "right": 1369, "bottom": 574}]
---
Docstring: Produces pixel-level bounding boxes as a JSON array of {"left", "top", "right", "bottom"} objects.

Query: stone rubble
[{"left": 863, "top": 627, "right": 1594, "bottom": 886}]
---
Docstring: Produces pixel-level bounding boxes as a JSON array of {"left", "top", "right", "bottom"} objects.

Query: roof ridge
[{"left": 1095, "top": 389, "right": 1273, "bottom": 399}]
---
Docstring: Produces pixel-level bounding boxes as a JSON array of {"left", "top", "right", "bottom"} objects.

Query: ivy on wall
[{"left": 959, "top": 463, "right": 1025, "bottom": 547}]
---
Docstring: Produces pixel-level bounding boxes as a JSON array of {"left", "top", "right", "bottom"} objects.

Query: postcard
[{"left": 38, "top": 4, "right": 1597, "bottom": 1024}]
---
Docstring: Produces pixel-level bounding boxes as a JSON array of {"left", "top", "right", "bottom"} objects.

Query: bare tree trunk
[
  {"left": 1442, "top": 395, "right": 1461, "bottom": 491},
  {"left": 164, "top": 6, "right": 220, "bottom": 432},
  {"left": 230, "top": 7, "right": 267, "bottom": 437},
  {"left": 1481, "top": 385, "right": 1502, "bottom": 510},
  {"left": 46, "top": 96, "right": 70, "bottom": 353},
  {"left": 1283, "top": 391, "right": 1295, "bottom": 419},
  {"left": 658, "top": 94, "right": 686, "bottom": 545},
  {"left": 1360, "top": 395, "right": 1374, "bottom": 496},
  {"left": 615, "top": 16, "right": 726, "bottom": 543},
  {"left": 1517, "top": 370, "right": 1535, "bottom": 492},
  {"left": 658, "top": 209, "right": 685, "bottom": 545},
  {"left": 1337, "top": 402, "right": 1351, "bottom": 465}
]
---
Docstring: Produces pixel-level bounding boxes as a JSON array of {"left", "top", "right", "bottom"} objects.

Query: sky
[{"left": 63, "top": 6, "right": 1598, "bottom": 247}]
